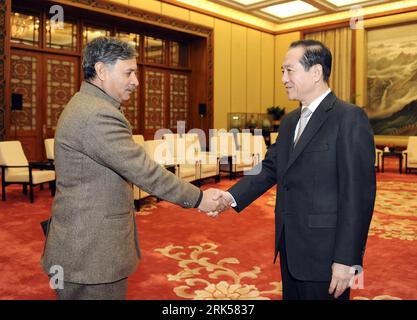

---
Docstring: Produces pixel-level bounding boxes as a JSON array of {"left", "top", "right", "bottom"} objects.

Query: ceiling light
[
  {"left": 231, "top": 0, "right": 266, "bottom": 5},
  {"left": 326, "top": 0, "right": 368, "bottom": 7},
  {"left": 261, "top": 1, "right": 319, "bottom": 19}
]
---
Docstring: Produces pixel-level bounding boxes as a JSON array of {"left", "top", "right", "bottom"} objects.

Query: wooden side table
[{"left": 382, "top": 151, "right": 403, "bottom": 173}]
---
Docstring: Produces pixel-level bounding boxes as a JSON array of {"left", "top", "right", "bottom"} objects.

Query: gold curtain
[{"left": 304, "top": 28, "right": 352, "bottom": 102}]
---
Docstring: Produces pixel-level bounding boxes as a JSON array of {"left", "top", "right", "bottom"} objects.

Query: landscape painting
[{"left": 365, "top": 23, "right": 417, "bottom": 135}]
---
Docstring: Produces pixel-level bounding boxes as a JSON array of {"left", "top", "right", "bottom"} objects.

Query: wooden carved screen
[
  {"left": 144, "top": 68, "right": 165, "bottom": 139},
  {"left": 10, "top": 50, "right": 79, "bottom": 160},
  {"left": 169, "top": 73, "right": 189, "bottom": 130},
  {"left": 10, "top": 51, "right": 40, "bottom": 160},
  {"left": 122, "top": 87, "right": 139, "bottom": 133},
  {"left": 143, "top": 68, "right": 190, "bottom": 139},
  {"left": 45, "top": 55, "right": 78, "bottom": 138}
]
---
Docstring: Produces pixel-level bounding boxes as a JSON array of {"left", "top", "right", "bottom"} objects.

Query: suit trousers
[
  {"left": 279, "top": 229, "right": 350, "bottom": 300},
  {"left": 55, "top": 277, "right": 128, "bottom": 300}
]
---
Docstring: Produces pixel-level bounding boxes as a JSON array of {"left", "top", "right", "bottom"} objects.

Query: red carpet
[{"left": 0, "top": 158, "right": 416, "bottom": 300}]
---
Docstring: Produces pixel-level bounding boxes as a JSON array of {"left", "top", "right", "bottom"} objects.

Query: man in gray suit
[{"left": 41, "top": 37, "right": 224, "bottom": 300}]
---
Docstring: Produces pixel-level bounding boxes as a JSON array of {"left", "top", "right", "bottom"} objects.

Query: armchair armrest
[
  {"left": 197, "top": 151, "right": 219, "bottom": 157},
  {"left": 0, "top": 164, "right": 33, "bottom": 184},
  {"left": 0, "top": 165, "right": 29, "bottom": 168},
  {"left": 173, "top": 156, "right": 199, "bottom": 166},
  {"left": 196, "top": 151, "right": 219, "bottom": 164},
  {"left": 29, "top": 161, "right": 54, "bottom": 170}
]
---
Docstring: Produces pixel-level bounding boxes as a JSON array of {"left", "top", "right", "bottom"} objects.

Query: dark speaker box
[
  {"left": 199, "top": 103, "right": 206, "bottom": 116},
  {"left": 11, "top": 93, "right": 23, "bottom": 110}
]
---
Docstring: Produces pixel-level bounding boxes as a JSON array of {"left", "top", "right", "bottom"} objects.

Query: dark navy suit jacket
[{"left": 228, "top": 91, "right": 376, "bottom": 281}]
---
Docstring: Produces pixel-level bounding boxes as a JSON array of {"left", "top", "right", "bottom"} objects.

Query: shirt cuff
[
  {"left": 226, "top": 192, "right": 237, "bottom": 207},
  {"left": 194, "top": 190, "right": 204, "bottom": 208}
]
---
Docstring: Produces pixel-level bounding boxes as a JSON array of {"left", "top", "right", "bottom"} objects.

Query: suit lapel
[
  {"left": 283, "top": 92, "right": 337, "bottom": 174},
  {"left": 285, "top": 110, "right": 300, "bottom": 160}
]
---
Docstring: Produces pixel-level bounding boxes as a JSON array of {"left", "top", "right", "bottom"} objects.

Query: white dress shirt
[{"left": 293, "top": 88, "right": 331, "bottom": 142}]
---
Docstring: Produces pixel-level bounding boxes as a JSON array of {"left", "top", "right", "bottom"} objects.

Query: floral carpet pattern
[
  {"left": 0, "top": 158, "right": 416, "bottom": 299},
  {"left": 369, "top": 181, "right": 417, "bottom": 241},
  {"left": 155, "top": 243, "right": 281, "bottom": 300}
]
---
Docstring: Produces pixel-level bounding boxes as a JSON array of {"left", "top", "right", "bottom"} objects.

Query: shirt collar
[
  {"left": 302, "top": 88, "right": 332, "bottom": 115},
  {"left": 80, "top": 81, "right": 121, "bottom": 109}
]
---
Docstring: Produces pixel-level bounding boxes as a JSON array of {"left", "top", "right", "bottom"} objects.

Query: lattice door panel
[
  {"left": 9, "top": 50, "right": 79, "bottom": 160},
  {"left": 144, "top": 69, "right": 166, "bottom": 139},
  {"left": 10, "top": 53, "right": 38, "bottom": 132},
  {"left": 45, "top": 56, "right": 78, "bottom": 135},
  {"left": 10, "top": 51, "right": 41, "bottom": 160},
  {"left": 169, "top": 73, "right": 189, "bottom": 130},
  {"left": 121, "top": 83, "right": 139, "bottom": 133}
]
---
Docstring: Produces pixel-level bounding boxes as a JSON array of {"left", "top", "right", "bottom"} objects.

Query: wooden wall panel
[
  {"left": 261, "top": 33, "right": 275, "bottom": 113},
  {"left": 161, "top": 2, "right": 190, "bottom": 21},
  {"left": 109, "top": 0, "right": 129, "bottom": 5},
  {"left": 189, "top": 11, "right": 214, "bottom": 28},
  {"left": 274, "top": 31, "right": 301, "bottom": 113},
  {"left": 128, "top": 0, "right": 161, "bottom": 14},
  {"left": 246, "top": 28, "right": 261, "bottom": 114},
  {"left": 230, "top": 24, "right": 247, "bottom": 114},
  {"left": 213, "top": 18, "right": 231, "bottom": 130}
]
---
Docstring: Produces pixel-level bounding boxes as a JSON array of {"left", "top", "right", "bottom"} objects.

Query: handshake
[{"left": 197, "top": 188, "right": 234, "bottom": 217}]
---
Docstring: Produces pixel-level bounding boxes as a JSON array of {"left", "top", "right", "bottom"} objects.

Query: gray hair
[{"left": 82, "top": 37, "right": 137, "bottom": 80}]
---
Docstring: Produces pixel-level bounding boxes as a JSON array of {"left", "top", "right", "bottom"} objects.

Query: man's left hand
[{"left": 328, "top": 262, "right": 355, "bottom": 299}]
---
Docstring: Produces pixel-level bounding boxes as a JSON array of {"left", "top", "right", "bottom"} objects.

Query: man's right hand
[{"left": 198, "top": 188, "right": 234, "bottom": 217}]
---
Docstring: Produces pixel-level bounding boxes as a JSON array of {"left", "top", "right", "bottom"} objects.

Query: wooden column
[{"left": 0, "top": 0, "right": 11, "bottom": 141}]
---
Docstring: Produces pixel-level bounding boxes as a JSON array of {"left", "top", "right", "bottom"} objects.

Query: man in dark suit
[{"left": 219, "top": 40, "right": 376, "bottom": 300}]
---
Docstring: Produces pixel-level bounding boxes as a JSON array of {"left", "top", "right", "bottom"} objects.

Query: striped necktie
[{"left": 294, "top": 107, "right": 312, "bottom": 146}]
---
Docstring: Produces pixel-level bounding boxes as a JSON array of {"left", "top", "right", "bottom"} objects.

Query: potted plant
[
  {"left": 267, "top": 106, "right": 285, "bottom": 131},
  {"left": 267, "top": 106, "right": 285, "bottom": 121}
]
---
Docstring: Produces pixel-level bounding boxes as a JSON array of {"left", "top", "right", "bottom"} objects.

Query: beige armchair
[
  {"left": 210, "top": 133, "right": 254, "bottom": 179},
  {"left": 375, "top": 148, "right": 383, "bottom": 172},
  {"left": 183, "top": 133, "right": 220, "bottom": 183},
  {"left": 0, "top": 141, "right": 55, "bottom": 203},
  {"left": 136, "top": 138, "right": 184, "bottom": 208},
  {"left": 403, "top": 136, "right": 417, "bottom": 173},
  {"left": 163, "top": 134, "right": 199, "bottom": 183},
  {"left": 270, "top": 132, "right": 279, "bottom": 144},
  {"left": 131, "top": 134, "right": 149, "bottom": 210},
  {"left": 132, "top": 134, "right": 145, "bottom": 146},
  {"left": 44, "top": 138, "right": 55, "bottom": 167},
  {"left": 237, "top": 132, "right": 267, "bottom": 165}
]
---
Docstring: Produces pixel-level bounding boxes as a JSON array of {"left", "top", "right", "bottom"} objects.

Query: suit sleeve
[
  {"left": 333, "top": 107, "right": 376, "bottom": 267},
  {"left": 82, "top": 107, "right": 201, "bottom": 208},
  {"left": 227, "top": 140, "right": 278, "bottom": 212}
]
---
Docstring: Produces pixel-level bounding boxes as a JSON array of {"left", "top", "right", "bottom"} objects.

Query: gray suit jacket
[{"left": 41, "top": 82, "right": 201, "bottom": 284}]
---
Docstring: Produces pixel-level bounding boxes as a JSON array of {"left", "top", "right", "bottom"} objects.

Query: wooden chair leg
[
  {"left": 1, "top": 183, "right": 5, "bottom": 201},
  {"left": 134, "top": 200, "right": 140, "bottom": 211},
  {"left": 49, "top": 181, "right": 56, "bottom": 196},
  {"left": 29, "top": 184, "right": 34, "bottom": 203},
  {"left": 23, "top": 184, "right": 28, "bottom": 195}
]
